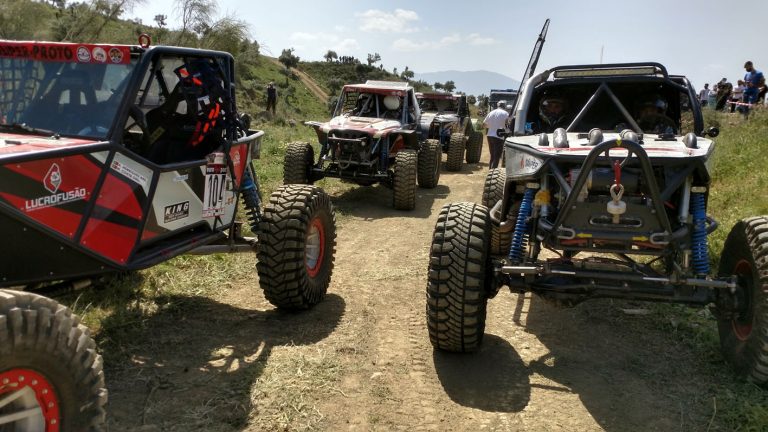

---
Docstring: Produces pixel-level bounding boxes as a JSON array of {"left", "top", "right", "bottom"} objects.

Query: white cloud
[
  {"left": 392, "top": 33, "right": 494, "bottom": 52},
  {"left": 288, "top": 32, "right": 359, "bottom": 52},
  {"left": 337, "top": 38, "right": 359, "bottom": 51},
  {"left": 392, "top": 38, "right": 430, "bottom": 52},
  {"left": 356, "top": 9, "right": 420, "bottom": 33},
  {"left": 439, "top": 34, "right": 462, "bottom": 45},
  {"left": 290, "top": 32, "right": 322, "bottom": 42},
  {"left": 468, "top": 33, "right": 497, "bottom": 46}
]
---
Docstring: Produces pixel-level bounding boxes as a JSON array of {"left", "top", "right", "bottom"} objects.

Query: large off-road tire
[
  {"left": 417, "top": 139, "right": 441, "bottom": 189},
  {"left": 257, "top": 185, "right": 336, "bottom": 310},
  {"left": 465, "top": 131, "right": 483, "bottom": 164},
  {"left": 427, "top": 202, "right": 491, "bottom": 352},
  {"left": 0, "top": 290, "right": 107, "bottom": 430},
  {"left": 445, "top": 133, "right": 465, "bottom": 172},
  {"left": 283, "top": 141, "right": 314, "bottom": 184},
  {"left": 717, "top": 216, "right": 768, "bottom": 385},
  {"left": 482, "top": 168, "right": 513, "bottom": 256},
  {"left": 393, "top": 150, "right": 417, "bottom": 210}
]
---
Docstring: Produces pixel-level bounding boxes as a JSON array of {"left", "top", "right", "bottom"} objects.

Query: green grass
[
  {"left": 238, "top": 58, "right": 330, "bottom": 124},
  {"left": 650, "top": 108, "right": 768, "bottom": 431},
  {"left": 707, "top": 109, "right": 768, "bottom": 255}
]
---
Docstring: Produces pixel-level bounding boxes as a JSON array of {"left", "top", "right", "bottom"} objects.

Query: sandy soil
[{"left": 104, "top": 143, "right": 721, "bottom": 431}]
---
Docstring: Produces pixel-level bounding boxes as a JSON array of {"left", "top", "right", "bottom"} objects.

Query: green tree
[
  {"left": 324, "top": 50, "right": 338, "bottom": 62},
  {"left": 174, "top": 0, "right": 215, "bottom": 45},
  {"left": 443, "top": 80, "right": 456, "bottom": 93},
  {"left": 279, "top": 48, "right": 300, "bottom": 69},
  {"left": 400, "top": 66, "right": 414, "bottom": 80},
  {"left": 199, "top": 16, "right": 249, "bottom": 54},
  {"left": 0, "top": 0, "right": 56, "bottom": 39},
  {"left": 366, "top": 52, "right": 381, "bottom": 67},
  {"left": 52, "top": 0, "right": 145, "bottom": 42},
  {"left": 434, "top": 82, "right": 444, "bottom": 91}
]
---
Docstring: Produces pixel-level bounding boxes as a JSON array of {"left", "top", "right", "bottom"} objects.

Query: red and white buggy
[{"left": 0, "top": 39, "right": 336, "bottom": 429}]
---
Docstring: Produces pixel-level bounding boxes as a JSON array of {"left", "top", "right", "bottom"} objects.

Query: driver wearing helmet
[
  {"left": 535, "top": 90, "right": 573, "bottom": 132},
  {"left": 636, "top": 95, "right": 676, "bottom": 134},
  {"left": 382, "top": 94, "right": 402, "bottom": 120}
]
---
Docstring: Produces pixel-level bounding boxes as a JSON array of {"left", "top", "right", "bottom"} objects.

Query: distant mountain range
[{"left": 413, "top": 70, "right": 521, "bottom": 97}]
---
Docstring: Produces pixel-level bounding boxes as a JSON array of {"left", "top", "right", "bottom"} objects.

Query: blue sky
[{"left": 129, "top": 0, "right": 767, "bottom": 94}]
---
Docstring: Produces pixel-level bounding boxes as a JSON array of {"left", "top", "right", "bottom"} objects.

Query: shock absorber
[
  {"left": 240, "top": 165, "right": 262, "bottom": 232},
  {"left": 381, "top": 137, "right": 389, "bottom": 171},
  {"left": 508, "top": 187, "right": 536, "bottom": 263},
  {"left": 690, "top": 190, "right": 710, "bottom": 275}
]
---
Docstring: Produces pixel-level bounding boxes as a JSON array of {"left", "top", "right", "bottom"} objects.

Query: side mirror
[
  {"left": 506, "top": 116, "right": 516, "bottom": 133},
  {"left": 706, "top": 126, "right": 720, "bottom": 138}
]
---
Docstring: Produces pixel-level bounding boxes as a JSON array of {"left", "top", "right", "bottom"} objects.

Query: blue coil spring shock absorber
[
  {"left": 241, "top": 167, "right": 262, "bottom": 232},
  {"left": 690, "top": 192, "right": 710, "bottom": 275},
  {"left": 508, "top": 188, "right": 535, "bottom": 263}
]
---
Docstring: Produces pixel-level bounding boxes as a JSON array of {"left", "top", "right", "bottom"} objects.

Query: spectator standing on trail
[
  {"left": 743, "top": 61, "right": 765, "bottom": 117},
  {"left": 266, "top": 82, "right": 277, "bottom": 115},
  {"left": 698, "top": 83, "right": 711, "bottom": 107},
  {"left": 715, "top": 78, "right": 732, "bottom": 111},
  {"left": 483, "top": 101, "right": 509, "bottom": 169},
  {"left": 730, "top": 80, "right": 745, "bottom": 113}
]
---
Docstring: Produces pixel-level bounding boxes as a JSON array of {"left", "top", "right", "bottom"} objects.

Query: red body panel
[
  {"left": 0, "top": 155, "right": 100, "bottom": 237},
  {"left": 0, "top": 133, "right": 98, "bottom": 156}
]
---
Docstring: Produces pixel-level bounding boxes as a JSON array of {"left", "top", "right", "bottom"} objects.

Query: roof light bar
[{"left": 554, "top": 67, "right": 659, "bottom": 78}]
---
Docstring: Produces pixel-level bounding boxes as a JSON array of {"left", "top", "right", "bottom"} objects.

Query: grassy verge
[{"left": 651, "top": 108, "right": 768, "bottom": 431}]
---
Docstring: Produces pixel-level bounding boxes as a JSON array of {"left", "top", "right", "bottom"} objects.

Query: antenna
[
  {"left": 600, "top": 45, "right": 604, "bottom": 64},
  {"left": 515, "top": 19, "right": 550, "bottom": 98}
]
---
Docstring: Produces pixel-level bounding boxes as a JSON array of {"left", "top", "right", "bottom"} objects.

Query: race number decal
[{"left": 202, "top": 165, "right": 227, "bottom": 218}]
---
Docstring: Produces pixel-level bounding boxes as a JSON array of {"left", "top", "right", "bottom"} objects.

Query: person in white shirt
[
  {"left": 483, "top": 101, "right": 510, "bottom": 169},
  {"left": 730, "top": 80, "right": 745, "bottom": 113},
  {"left": 698, "top": 83, "right": 711, "bottom": 107}
]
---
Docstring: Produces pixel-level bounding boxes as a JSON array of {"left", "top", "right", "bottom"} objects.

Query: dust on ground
[{"left": 104, "top": 142, "right": 725, "bottom": 432}]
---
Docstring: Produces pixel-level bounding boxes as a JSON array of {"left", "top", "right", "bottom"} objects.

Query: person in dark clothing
[
  {"left": 715, "top": 78, "right": 732, "bottom": 111},
  {"left": 266, "top": 82, "right": 277, "bottom": 115}
]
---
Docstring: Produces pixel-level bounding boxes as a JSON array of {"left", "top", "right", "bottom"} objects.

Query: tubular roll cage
[{"left": 524, "top": 62, "right": 705, "bottom": 136}]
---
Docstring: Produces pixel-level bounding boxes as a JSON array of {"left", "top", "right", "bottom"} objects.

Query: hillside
[
  {"left": 414, "top": 70, "right": 521, "bottom": 96},
  {"left": 299, "top": 61, "right": 434, "bottom": 98}
]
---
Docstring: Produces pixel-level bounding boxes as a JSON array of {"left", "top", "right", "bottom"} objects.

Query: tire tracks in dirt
[{"left": 265, "top": 57, "right": 329, "bottom": 102}]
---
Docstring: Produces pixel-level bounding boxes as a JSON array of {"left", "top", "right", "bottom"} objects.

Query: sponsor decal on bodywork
[
  {"left": 0, "top": 41, "right": 131, "bottom": 65},
  {"left": 164, "top": 201, "right": 190, "bottom": 223},
  {"left": 24, "top": 163, "right": 87, "bottom": 211},
  {"left": 111, "top": 159, "right": 149, "bottom": 188}
]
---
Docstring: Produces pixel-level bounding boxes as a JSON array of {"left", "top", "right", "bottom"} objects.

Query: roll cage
[{"left": 513, "top": 62, "right": 704, "bottom": 136}]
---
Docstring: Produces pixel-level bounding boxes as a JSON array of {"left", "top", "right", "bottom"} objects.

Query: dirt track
[{"left": 105, "top": 144, "right": 723, "bottom": 431}]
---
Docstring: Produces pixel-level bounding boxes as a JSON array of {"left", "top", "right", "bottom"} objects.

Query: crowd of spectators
[{"left": 700, "top": 61, "right": 765, "bottom": 117}]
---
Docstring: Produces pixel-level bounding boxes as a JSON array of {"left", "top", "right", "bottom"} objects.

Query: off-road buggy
[
  {"left": 416, "top": 92, "right": 483, "bottom": 170},
  {"left": 283, "top": 81, "right": 441, "bottom": 210},
  {"left": 0, "top": 38, "right": 336, "bottom": 429},
  {"left": 427, "top": 61, "right": 768, "bottom": 385},
  {"left": 488, "top": 88, "right": 518, "bottom": 114}
]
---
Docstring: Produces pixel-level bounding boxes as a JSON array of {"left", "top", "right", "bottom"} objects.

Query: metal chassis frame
[{"left": 497, "top": 138, "right": 734, "bottom": 306}]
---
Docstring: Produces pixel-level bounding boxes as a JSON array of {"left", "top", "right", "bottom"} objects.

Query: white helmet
[{"left": 383, "top": 95, "right": 401, "bottom": 110}]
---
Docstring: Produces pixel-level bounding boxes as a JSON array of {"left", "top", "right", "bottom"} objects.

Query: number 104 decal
[{"left": 202, "top": 164, "right": 228, "bottom": 218}]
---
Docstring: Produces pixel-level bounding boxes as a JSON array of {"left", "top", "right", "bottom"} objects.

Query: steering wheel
[
  {"left": 383, "top": 110, "right": 400, "bottom": 120},
  {"left": 639, "top": 113, "right": 677, "bottom": 133}
]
